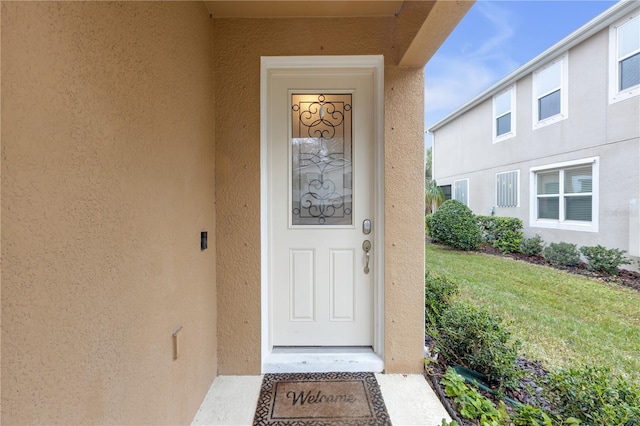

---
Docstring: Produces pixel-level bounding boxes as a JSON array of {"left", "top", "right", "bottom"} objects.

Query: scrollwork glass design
[{"left": 291, "top": 94, "right": 352, "bottom": 226}]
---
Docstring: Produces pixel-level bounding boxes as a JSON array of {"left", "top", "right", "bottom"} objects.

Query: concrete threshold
[
  {"left": 191, "top": 373, "right": 452, "bottom": 426},
  {"left": 263, "top": 346, "right": 384, "bottom": 373}
]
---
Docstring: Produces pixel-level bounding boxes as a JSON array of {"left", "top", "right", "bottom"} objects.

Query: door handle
[{"left": 362, "top": 240, "right": 372, "bottom": 274}]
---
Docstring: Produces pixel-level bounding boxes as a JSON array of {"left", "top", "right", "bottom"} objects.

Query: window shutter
[{"left": 496, "top": 170, "right": 518, "bottom": 207}]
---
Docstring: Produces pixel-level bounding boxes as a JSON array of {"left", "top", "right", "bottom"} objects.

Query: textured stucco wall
[
  {"left": 214, "top": 17, "right": 425, "bottom": 374},
  {"left": 1, "top": 2, "right": 217, "bottom": 424},
  {"left": 383, "top": 66, "right": 426, "bottom": 373}
]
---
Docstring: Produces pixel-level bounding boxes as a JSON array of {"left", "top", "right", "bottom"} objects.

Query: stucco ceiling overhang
[
  {"left": 203, "top": 0, "right": 473, "bottom": 67},
  {"left": 204, "top": 1, "right": 405, "bottom": 18}
]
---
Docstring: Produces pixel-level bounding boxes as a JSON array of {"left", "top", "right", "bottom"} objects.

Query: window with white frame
[
  {"left": 530, "top": 158, "right": 599, "bottom": 232},
  {"left": 453, "top": 179, "right": 469, "bottom": 206},
  {"left": 493, "top": 85, "right": 516, "bottom": 142},
  {"left": 532, "top": 55, "right": 568, "bottom": 129},
  {"left": 609, "top": 9, "right": 640, "bottom": 103},
  {"left": 496, "top": 170, "right": 519, "bottom": 207}
]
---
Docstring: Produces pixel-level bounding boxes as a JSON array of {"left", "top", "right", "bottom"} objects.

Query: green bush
[
  {"left": 425, "top": 214, "right": 434, "bottom": 237},
  {"left": 543, "top": 242, "right": 580, "bottom": 267},
  {"left": 425, "top": 272, "right": 459, "bottom": 332},
  {"left": 435, "top": 302, "right": 521, "bottom": 388},
  {"left": 579, "top": 245, "right": 630, "bottom": 275},
  {"left": 520, "top": 235, "right": 545, "bottom": 257},
  {"left": 429, "top": 200, "right": 481, "bottom": 251},
  {"left": 477, "top": 216, "right": 524, "bottom": 254},
  {"left": 545, "top": 366, "right": 640, "bottom": 425}
]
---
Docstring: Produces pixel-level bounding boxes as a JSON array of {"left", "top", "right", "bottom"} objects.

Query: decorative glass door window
[{"left": 291, "top": 93, "right": 353, "bottom": 226}]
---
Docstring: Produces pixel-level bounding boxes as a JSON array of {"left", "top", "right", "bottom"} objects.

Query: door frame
[{"left": 260, "top": 56, "right": 385, "bottom": 372}]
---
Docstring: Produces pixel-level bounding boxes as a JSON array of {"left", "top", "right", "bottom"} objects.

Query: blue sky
[{"left": 424, "top": 0, "right": 617, "bottom": 148}]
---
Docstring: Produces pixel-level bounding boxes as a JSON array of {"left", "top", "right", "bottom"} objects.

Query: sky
[{"left": 424, "top": 0, "right": 618, "bottom": 149}]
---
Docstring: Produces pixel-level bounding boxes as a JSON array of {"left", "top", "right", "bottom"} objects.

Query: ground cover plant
[{"left": 425, "top": 243, "right": 640, "bottom": 383}]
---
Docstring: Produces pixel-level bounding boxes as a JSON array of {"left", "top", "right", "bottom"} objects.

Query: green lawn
[{"left": 425, "top": 243, "right": 640, "bottom": 382}]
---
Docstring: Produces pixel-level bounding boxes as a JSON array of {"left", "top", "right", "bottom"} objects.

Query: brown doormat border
[{"left": 253, "top": 371, "right": 392, "bottom": 426}]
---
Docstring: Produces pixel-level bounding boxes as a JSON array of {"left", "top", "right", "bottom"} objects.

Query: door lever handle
[{"left": 362, "top": 240, "right": 372, "bottom": 274}]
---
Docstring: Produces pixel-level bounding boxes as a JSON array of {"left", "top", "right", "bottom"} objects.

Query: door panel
[
  {"left": 290, "top": 249, "right": 315, "bottom": 321},
  {"left": 269, "top": 71, "right": 374, "bottom": 346}
]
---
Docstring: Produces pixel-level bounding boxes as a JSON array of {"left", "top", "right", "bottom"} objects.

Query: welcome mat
[{"left": 253, "top": 372, "right": 392, "bottom": 426}]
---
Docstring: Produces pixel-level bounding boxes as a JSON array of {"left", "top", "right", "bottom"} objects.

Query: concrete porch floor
[{"left": 191, "top": 374, "right": 451, "bottom": 426}]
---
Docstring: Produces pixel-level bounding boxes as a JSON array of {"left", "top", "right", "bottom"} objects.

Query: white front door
[{"left": 267, "top": 69, "right": 375, "bottom": 346}]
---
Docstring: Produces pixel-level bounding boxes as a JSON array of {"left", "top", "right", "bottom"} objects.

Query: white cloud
[
  {"left": 471, "top": 2, "right": 515, "bottom": 59},
  {"left": 425, "top": 57, "right": 496, "bottom": 115},
  {"left": 424, "top": 2, "right": 521, "bottom": 129}
]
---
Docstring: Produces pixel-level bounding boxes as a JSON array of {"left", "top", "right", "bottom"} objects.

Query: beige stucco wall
[
  {"left": 1, "top": 2, "right": 217, "bottom": 424},
  {"left": 214, "top": 17, "right": 425, "bottom": 374}
]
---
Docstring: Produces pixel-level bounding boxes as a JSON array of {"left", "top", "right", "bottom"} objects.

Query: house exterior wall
[
  {"left": 1, "top": 2, "right": 217, "bottom": 424},
  {"left": 213, "top": 17, "right": 426, "bottom": 375},
  {"left": 433, "top": 22, "right": 640, "bottom": 261}
]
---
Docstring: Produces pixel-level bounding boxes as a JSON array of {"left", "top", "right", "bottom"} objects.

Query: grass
[{"left": 426, "top": 243, "right": 640, "bottom": 382}]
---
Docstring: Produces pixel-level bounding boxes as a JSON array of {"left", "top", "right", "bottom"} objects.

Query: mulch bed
[{"left": 477, "top": 243, "right": 640, "bottom": 293}]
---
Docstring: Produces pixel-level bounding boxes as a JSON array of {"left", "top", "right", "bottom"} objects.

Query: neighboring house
[
  {"left": 1, "top": 1, "right": 471, "bottom": 424},
  {"left": 429, "top": 0, "right": 640, "bottom": 265}
]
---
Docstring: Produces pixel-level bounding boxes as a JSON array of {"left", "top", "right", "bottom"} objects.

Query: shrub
[
  {"left": 520, "top": 235, "right": 545, "bottom": 257},
  {"left": 477, "top": 216, "right": 524, "bottom": 254},
  {"left": 435, "top": 301, "right": 521, "bottom": 388},
  {"left": 543, "top": 242, "right": 580, "bottom": 267},
  {"left": 425, "top": 214, "right": 433, "bottom": 237},
  {"left": 429, "top": 200, "right": 481, "bottom": 250},
  {"left": 425, "top": 272, "right": 458, "bottom": 332},
  {"left": 579, "top": 245, "right": 630, "bottom": 275},
  {"left": 545, "top": 366, "right": 640, "bottom": 425}
]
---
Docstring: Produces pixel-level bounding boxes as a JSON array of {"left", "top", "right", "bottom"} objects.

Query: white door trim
[{"left": 260, "top": 56, "right": 385, "bottom": 372}]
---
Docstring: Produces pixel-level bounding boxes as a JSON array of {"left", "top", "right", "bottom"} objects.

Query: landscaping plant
[
  {"left": 545, "top": 366, "right": 640, "bottom": 425},
  {"left": 429, "top": 200, "right": 481, "bottom": 250},
  {"left": 425, "top": 214, "right": 434, "bottom": 237},
  {"left": 543, "top": 242, "right": 580, "bottom": 267},
  {"left": 441, "top": 368, "right": 510, "bottom": 426},
  {"left": 477, "top": 216, "right": 524, "bottom": 254},
  {"left": 426, "top": 243, "right": 640, "bottom": 382},
  {"left": 426, "top": 244, "right": 640, "bottom": 425},
  {"left": 435, "top": 301, "right": 521, "bottom": 388},
  {"left": 520, "top": 235, "right": 545, "bottom": 257},
  {"left": 579, "top": 245, "right": 629, "bottom": 275},
  {"left": 424, "top": 272, "right": 458, "bottom": 331},
  {"left": 425, "top": 179, "right": 445, "bottom": 214}
]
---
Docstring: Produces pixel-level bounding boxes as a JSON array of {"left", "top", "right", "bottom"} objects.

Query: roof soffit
[
  {"left": 204, "top": 1, "right": 404, "bottom": 18},
  {"left": 396, "top": 1, "right": 473, "bottom": 67},
  {"left": 204, "top": 0, "right": 474, "bottom": 68}
]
